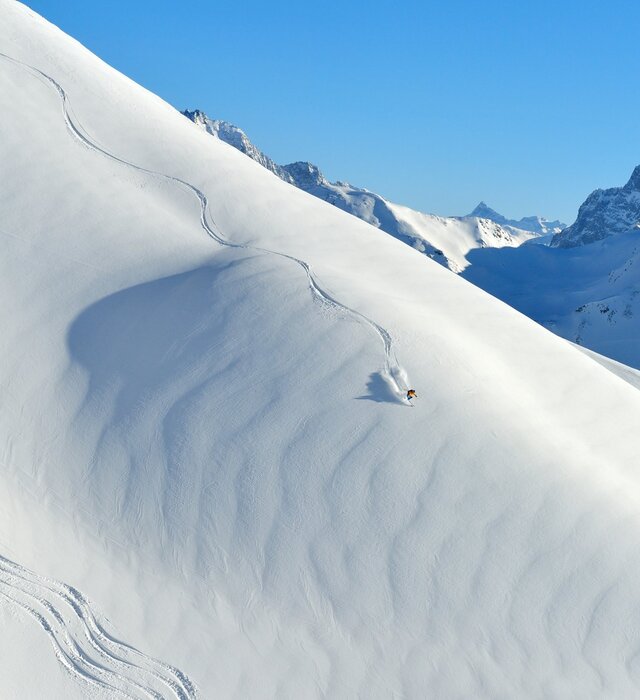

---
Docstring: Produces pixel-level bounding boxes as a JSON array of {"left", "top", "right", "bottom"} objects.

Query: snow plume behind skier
[{"left": 379, "top": 365, "right": 415, "bottom": 404}]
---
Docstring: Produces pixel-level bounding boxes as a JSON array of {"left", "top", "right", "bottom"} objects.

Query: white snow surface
[
  {"left": 1, "top": 3, "right": 640, "bottom": 698},
  {"left": 384, "top": 202, "right": 540, "bottom": 272}
]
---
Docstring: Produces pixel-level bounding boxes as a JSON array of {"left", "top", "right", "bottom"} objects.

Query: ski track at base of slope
[
  {"left": 0, "top": 554, "right": 196, "bottom": 700},
  {"left": 0, "top": 51, "right": 409, "bottom": 401},
  {"left": 0, "top": 587, "right": 129, "bottom": 699}
]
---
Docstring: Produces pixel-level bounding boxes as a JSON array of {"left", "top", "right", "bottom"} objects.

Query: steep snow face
[
  {"left": 552, "top": 166, "right": 640, "bottom": 247},
  {"left": 468, "top": 201, "right": 566, "bottom": 235},
  {"left": 4, "top": 3, "right": 640, "bottom": 699},
  {"left": 184, "top": 111, "right": 539, "bottom": 271},
  {"left": 384, "top": 203, "right": 540, "bottom": 272}
]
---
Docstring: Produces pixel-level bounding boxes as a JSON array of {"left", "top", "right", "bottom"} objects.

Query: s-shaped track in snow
[
  {"left": 0, "top": 46, "right": 411, "bottom": 698},
  {"left": 0, "top": 51, "right": 409, "bottom": 398}
]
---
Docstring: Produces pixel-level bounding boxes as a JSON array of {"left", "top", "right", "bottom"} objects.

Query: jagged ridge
[
  {"left": 552, "top": 165, "right": 640, "bottom": 247},
  {"left": 468, "top": 201, "right": 565, "bottom": 235},
  {"left": 182, "top": 109, "right": 546, "bottom": 271}
]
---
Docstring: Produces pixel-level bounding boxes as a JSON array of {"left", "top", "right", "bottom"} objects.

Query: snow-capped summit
[
  {"left": 552, "top": 165, "right": 640, "bottom": 247},
  {"left": 468, "top": 201, "right": 505, "bottom": 222},
  {"left": 467, "top": 201, "right": 566, "bottom": 235}
]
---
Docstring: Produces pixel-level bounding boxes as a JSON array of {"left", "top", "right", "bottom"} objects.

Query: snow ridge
[
  {"left": 1, "top": 51, "right": 408, "bottom": 401},
  {"left": 0, "top": 553, "right": 196, "bottom": 700}
]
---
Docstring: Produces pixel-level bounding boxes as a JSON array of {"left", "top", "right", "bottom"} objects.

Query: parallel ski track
[
  {"left": 0, "top": 554, "right": 196, "bottom": 699},
  {"left": 0, "top": 51, "right": 407, "bottom": 397}
]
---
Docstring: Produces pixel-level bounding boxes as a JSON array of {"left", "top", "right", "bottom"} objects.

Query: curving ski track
[
  {"left": 0, "top": 554, "right": 196, "bottom": 699},
  {"left": 0, "top": 48, "right": 409, "bottom": 694},
  {"left": 0, "top": 51, "right": 408, "bottom": 398}
]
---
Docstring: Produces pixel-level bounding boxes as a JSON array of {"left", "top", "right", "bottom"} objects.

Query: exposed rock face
[
  {"left": 551, "top": 166, "right": 640, "bottom": 248},
  {"left": 182, "top": 109, "right": 294, "bottom": 184}
]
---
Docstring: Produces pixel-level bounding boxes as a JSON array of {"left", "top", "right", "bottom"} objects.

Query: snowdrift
[{"left": 1, "top": 2, "right": 640, "bottom": 697}]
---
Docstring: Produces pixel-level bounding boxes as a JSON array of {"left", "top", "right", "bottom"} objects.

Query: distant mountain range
[
  {"left": 182, "top": 110, "right": 557, "bottom": 272},
  {"left": 182, "top": 109, "right": 640, "bottom": 368},
  {"left": 467, "top": 201, "right": 565, "bottom": 236},
  {"left": 464, "top": 165, "right": 640, "bottom": 367}
]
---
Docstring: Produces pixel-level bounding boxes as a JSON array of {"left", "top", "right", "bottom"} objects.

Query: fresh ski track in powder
[
  {"left": 0, "top": 48, "right": 412, "bottom": 695},
  {"left": 0, "top": 52, "right": 408, "bottom": 402},
  {"left": 4, "top": 4, "right": 640, "bottom": 697}
]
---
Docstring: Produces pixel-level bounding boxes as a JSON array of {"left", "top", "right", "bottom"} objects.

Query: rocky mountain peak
[
  {"left": 466, "top": 202, "right": 564, "bottom": 235},
  {"left": 623, "top": 164, "right": 640, "bottom": 192},
  {"left": 469, "top": 201, "right": 505, "bottom": 222},
  {"left": 182, "top": 108, "right": 294, "bottom": 184},
  {"left": 551, "top": 165, "right": 640, "bottom": 248},
  {"left": 281, "top": 161, "right": 327, "bottom": 188}
]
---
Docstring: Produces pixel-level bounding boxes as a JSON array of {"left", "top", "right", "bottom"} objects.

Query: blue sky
[{"left": 25, "top": 0, "right": 640, "bottom": 223}]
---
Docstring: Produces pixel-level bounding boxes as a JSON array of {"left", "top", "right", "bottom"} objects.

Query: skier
[{"left": 406, "top": 389, "right": 417, "bottom": 402}]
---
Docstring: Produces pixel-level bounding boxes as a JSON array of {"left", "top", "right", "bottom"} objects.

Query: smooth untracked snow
[{"left": 2, "top": 2, "right": 640, "bottom": 698}]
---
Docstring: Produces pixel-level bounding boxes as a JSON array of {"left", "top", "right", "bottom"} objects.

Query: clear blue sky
[{"left": 24, "top": 0, "right": 640, "bottom": 223}]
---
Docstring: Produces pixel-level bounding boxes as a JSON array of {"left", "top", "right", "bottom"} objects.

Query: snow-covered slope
[
  {"left": 384, "top": 202, "right": 541, "bottom": 272},
  {"left": 468, "top": 201, "right": 566, "bottom": 235},
  {"left": 552, "top": 166, "right": 640, "bottom": 247},
  {"left": 575, "top": 344, "right": 640, "bottom": 391},
  {"left": 184, "top": 110, "right": 541, "bottom": 271},
  {"left": 3, "top": 3, "right": 640, "bottom": 699}
]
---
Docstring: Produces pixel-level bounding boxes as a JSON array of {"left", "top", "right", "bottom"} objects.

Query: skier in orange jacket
[{"left": 406, "top": 389, "right": 417, "bottom": 402}]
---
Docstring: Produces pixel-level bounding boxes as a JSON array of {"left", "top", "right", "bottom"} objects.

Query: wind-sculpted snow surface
[
  {"left": 0, "top": 554, "right": 196, "bottom": 700},
  {"left": 4, "top": 2, "right": 640, "bottom": 698}
]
